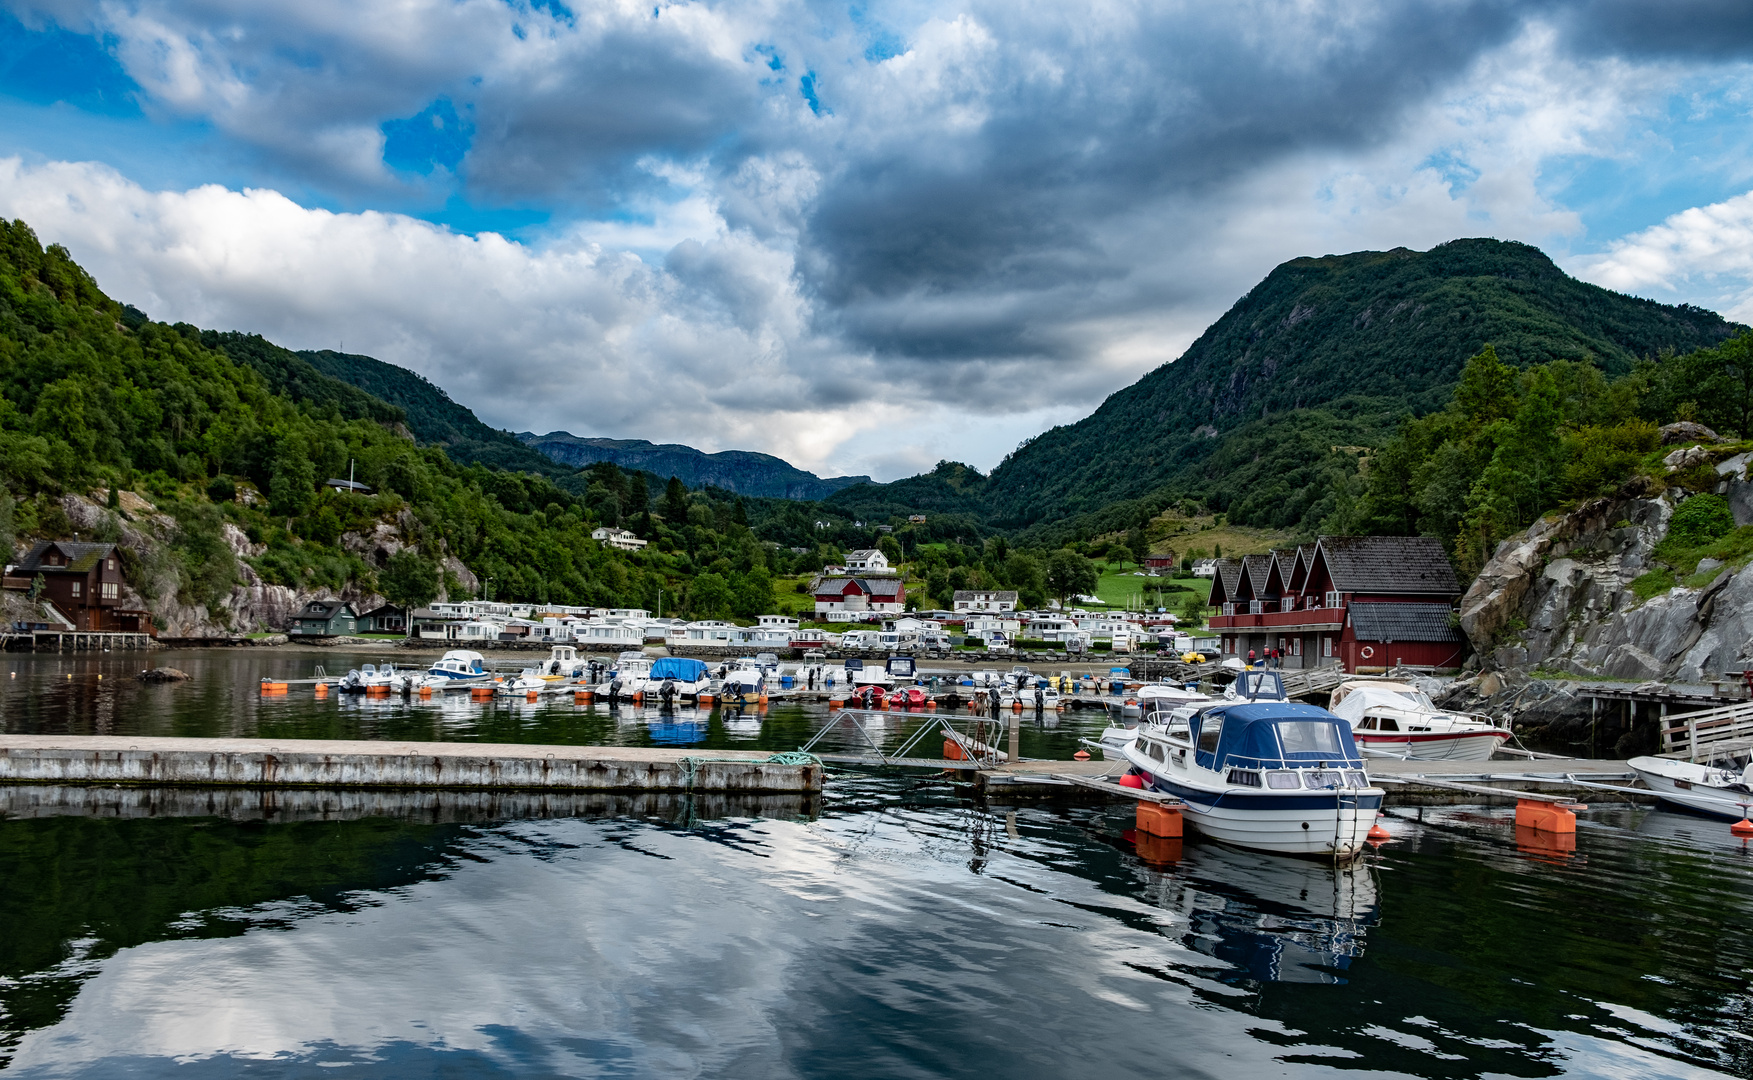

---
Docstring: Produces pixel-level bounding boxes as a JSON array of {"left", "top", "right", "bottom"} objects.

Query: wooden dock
[{"left": 0, "top": 736, "right": 822, "bottom": 793}]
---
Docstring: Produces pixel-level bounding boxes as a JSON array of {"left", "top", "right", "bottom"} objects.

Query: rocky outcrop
[{"left": 1459, "top": 459, "right": 1753, "bottom": 683}]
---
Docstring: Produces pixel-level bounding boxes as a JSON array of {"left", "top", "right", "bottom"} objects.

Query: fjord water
[{"left": 1, "top": 652, "right": 1751, "bottom": 1078}]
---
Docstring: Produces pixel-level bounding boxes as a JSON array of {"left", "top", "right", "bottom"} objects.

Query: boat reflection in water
[{"left": 1123, "top": 836, "right": 1381, "bottom": 985}]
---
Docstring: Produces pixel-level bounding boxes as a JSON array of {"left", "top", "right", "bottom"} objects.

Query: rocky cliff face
[
  {"left": 53, "top": 493, "right": 445, "bottom": 640},
  {"left": 1458, "top": 451, "right": 1753, "bottom": 684}
]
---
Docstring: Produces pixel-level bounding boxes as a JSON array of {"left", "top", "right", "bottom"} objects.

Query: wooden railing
[{"left": 1660, "top": 699, "right": 1753, "bottom": 762}]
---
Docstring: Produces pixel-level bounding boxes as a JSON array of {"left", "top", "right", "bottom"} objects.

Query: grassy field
[{"left": 1088, "top": 568, "right": 1205, "bottom": 610}]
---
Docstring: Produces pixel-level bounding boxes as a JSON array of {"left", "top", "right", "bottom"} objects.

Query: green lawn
[{"left": 1087, "top": 567, "right": 1203, "bottom": 610}]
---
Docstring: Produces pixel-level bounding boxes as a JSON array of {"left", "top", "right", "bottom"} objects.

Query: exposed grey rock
[
  {"left": 1660, "top": 421, "right": 1723, "bottom": 445},
  {"left": 1461, "top": 487, "right": 1753, "bottom": 684},
  {"left": 1663, "top": 445, "right": 1712, "bottom": 471}
]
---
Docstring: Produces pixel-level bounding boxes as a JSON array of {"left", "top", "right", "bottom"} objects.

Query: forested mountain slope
[
  {"left": 520, "top": 432, "right": 871, "bottom": 501},
  {"left": 979, "top": 239, "right": 1739, "bottom": 527}
]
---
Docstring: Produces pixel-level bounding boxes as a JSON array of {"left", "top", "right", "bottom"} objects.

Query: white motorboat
[
  {"left": 717, "top": 662, "right": 767, "bottom": 705},
  {"left": 646, "top": 657, "right": 711, "bottom": 703},
  {"left": 425, "top": 650, "right": 491, "bottom": 686},
  {"left": 1627, "top": 756, "right": 1753, "bottom": 819},
  {"left": 538, "top": 645, "right": 588, "bottom": 680},
  {"left": 1099, "top": 685, "right": 1210, "bottom": 758},
  {"left": 500, "top": 667, "right": 564, "bottom": 696},
  {"left": 1327, "top": 681, "right": 1511, "bottom": 761},
  {"left": 340, "top": 662, "right": 415, "bottom": 694},
  {"left": 1120, "top": 701, "right": 1383, "bottom": 859}
]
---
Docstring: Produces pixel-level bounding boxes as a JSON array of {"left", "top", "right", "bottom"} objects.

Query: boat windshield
[
  {"left": 1390, "top": 689, "right": 1437, "bottom": 709},
  {"left": 1276, "top": 721, "right": 1346, "bottom": 756}
]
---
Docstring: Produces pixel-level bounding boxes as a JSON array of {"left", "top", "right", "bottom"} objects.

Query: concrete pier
[{"left": 0, "top": 736, "right": 822, "bottom": 794}]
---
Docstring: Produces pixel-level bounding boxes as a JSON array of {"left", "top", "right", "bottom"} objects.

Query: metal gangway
[{"left": 798, "top": 708, "right": 1013, "bottom": 769}]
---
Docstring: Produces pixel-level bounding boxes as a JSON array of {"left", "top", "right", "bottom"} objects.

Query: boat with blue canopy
[
  {"left": 1119, "top": 701, "right": 1383, "bottom": 859},
  {"left": 647, "top": 657, "right": 710, "bottom": 701}
]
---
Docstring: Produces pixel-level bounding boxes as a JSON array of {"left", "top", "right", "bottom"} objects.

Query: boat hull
[
  {"left": 1354, "top": 730, "right": 1509, "bottom": 761},
  {"left": 1125, "top": 752, "right": 1382, "bottom": 859},
  {"left": 1628, "top": 757, "right": 1753, "bottom": 820}
]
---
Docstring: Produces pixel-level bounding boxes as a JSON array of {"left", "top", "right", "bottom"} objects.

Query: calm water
[{"left": 1, "top": 650, "right": 1751, "bottom": 1078}]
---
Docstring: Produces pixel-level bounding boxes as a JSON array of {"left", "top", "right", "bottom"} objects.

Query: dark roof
[
  {"left": 17, "top": 541, "right": 116, "bottom": 575},
  {"left": 1240, "top": 553, "right": 1274, "bottom": 597},
  {"left": 1208, "top": 559, "right": 1244, "bottom": 605},
  {"left": 325, "top": 479, "right": 373, "bottom": 493},
  {"left": 1348, "top": 602, "right": 1462, "bottom": 642},
  {"left": 816, "top": 576, "right": 905, "bottom": 598},
  {"left": 1318, "top": 536, "right": 1460, "bottom": 595},
  {"left": 358, "top": 604, "right": 405, "bottom": 618},
  {"left": 298, "top": 600, "right": 356, "bottom": 619}
]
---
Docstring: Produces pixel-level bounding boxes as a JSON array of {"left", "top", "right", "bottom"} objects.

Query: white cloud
[{"left": 1570, "top": 188, "right": 1753, "bottom": 322}]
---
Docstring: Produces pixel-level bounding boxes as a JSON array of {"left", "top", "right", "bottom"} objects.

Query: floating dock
[
  {"left": 0, "top": 736, "right": 822, "bottom": 794},
  {"left": 970, "top": 756, "right": 1653, "bottom": 805}
]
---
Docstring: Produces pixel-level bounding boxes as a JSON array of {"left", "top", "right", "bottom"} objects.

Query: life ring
[{"left": 1360, "top": 646, "right": 1375, "bottom": 659}]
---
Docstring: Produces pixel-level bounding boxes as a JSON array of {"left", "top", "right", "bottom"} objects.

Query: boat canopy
[
  {"left": 1328, "top": 682, "right": 1436, "bottom": 721},
  {"left": 649, "top": 657, "right": 709, "bottom": 681},
  {"left": 1192, "top": 703, "right": 1363, "bottom": 771}
]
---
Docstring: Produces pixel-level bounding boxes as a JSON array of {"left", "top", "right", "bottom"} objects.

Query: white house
[
  {"left": 757, "top": 614, "right": 799, "bottom": 631},
  {"left": 953, "top": 590, "right": 1018, "bottom": 613},
  {"left": 1192, "top": 558, "right": 1219, "bottom": 579},
  {"left": 845, "top": 549, "right": 891, "bottom": 574},
  {"left": 591, "top": 527, "right": 648, "bottom": 551}
]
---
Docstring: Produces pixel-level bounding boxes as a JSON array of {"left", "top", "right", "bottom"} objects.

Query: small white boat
[
  {"left": 590, "top": 653, "right": 652, "bottom": 702},
  {"left": 718, "top": 663, "right": 767, "bottom": 705},
  {"left": 1327, "top": 681, "right": 1511, "bottom": 761},
  {"left": 539, "top": 645, "right": 587, "bottom": 681},
  {"left": 426, "top": 650, "right": 491, "bottom": 685},
  {"left": 646, "top": 657, "right": 711, "bottom": 703},
  {"left": 1120, "top": 701, "right": 1383, "bottom": 859},
  {"left": 499, "top": 667, "right": 561, "bottom": 696},
  {"left": 1627, "top": 756, "right": 1753, "bottom": 819}
]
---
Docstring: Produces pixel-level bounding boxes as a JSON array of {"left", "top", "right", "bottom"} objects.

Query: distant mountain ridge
[{"left": 518, "top": 432, "right": 872, "bottom": 501}]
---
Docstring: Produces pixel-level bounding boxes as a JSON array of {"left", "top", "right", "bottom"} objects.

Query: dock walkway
[
  {"left": 966, "top": 756, "right": 1648, "bottom": 805},
  {"left": 0, "top": 736, "right": 822, "bottom": 793}
]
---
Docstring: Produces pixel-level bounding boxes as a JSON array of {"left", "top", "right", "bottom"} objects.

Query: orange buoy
[
  {"left": 1073, "top": 749, "right": 1091, "bottom": 760},
  {"left": 314, "top": 683, "right": 329, "bottom": 698},
  {"left": 418, "top": 686, "right": 433, "bottom": 697},
  {"left": 1368, "top": 823, "right": 1392, "bottom": 842},
  {"left": 1732, "top": 817, "right": 1753, "bottom": 839},
  {"left": 526, "top": 690, "right": 539, "bottom": 702},
  {"left": 1118, "top": 772, "right": 1144, "bottom": 789}
]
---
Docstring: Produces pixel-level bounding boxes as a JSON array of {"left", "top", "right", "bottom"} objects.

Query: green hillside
[{"left": 978, "top": 239, "right": 1739, "bottom": 529}]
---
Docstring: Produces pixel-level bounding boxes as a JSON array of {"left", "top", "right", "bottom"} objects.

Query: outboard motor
[
  {"left": 608, "top": 677, "right": 623, "bottom": 703},
  {"left": 1034, "top": 687, "right": 1044, "bottom": 711},
  {"left": 660, "top": 678, "right": 676, "bottom": 704}
]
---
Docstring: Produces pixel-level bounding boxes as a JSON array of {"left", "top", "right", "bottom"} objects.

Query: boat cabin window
[
  {"left": 1225, "top": 769, "right": 1262, "bottom": 787},
  {"left": 1376, "top": 717, "right": 1399, "bottom": 732},
  {"left": 1197, "top": 714, "right": 1223, "bottom": 755},
  {"left": 1266, "top": 771, "right": 1302, "bottom": 789},
  {"left": 1276, "top": 721, "right": 1344, "bottom": 755},
  {"left": 1147, "top": 741, "right": 1167, "bottom": 763},
  {"left": 1346, "top": 771, "right": 1369, "bottom": 788},
  {"left": 1308, "top": 770, "right": 1345, "bottom": 789},
  {"left": 1358, "top": 717, "right": 1376, "bottom": 730}
]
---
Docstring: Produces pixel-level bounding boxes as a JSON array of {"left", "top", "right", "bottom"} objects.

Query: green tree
[
  {"left": 690, "top": 572, "right": 731, "bottom": 619},
  {"left": 877, "top": 534, "right": 903, "bottom": 564},
  {"left": 380, "top": 549, "right": 440, "bottom": 610},
  {"left": 730, "top": 567, "right": 774, "bottom": 619},
  {"left": 662, "top": 476, "right": 688, "bottom": 521},
  {"left": 1046, "top": 548, "right": 1098, "bottom": 605},
  {"left": 269, "top": 451, "right": 315, "bottom": 517},
  {"left": 1126, "top": 525, "right": 1149, "bottom": 568},
  {"left": 1453, "top": 343, "right": 1518, "bottom": 423}
]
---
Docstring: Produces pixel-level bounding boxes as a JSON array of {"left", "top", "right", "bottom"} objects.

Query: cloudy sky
[{"left": 0, "top": 1, "right": 1750, "bottom": 481}]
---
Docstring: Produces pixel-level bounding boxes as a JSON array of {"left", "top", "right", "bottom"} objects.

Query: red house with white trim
[
  {"left": 813, "top": 576, "right": 906, "bottom": 621},
  {"left": 1206, "top": 536, "right": 1465, "bottom": 673}
]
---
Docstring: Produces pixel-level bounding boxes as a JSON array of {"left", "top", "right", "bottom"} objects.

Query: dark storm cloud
[{"left": 1553, "top": 0, "right": 1753, "bottom": 61}]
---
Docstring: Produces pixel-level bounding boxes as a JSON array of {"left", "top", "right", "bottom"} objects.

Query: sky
[{"left": 0, "top": 1, "right": 1751, "bottom": 482}]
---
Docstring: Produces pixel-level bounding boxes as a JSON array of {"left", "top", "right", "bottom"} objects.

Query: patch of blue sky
[
  {"left": 1419, "top": 149, "right": 1480, "bottom": 193},
  {"left": 382, "top": 98, "right": 474, "bottom": 176},
  {"left": 849, "top": 4, "right": 904, "bottom": 62},
  {"left": 754, "top": 44, "right": 784, "bottom": 72},
  {"left": 1547, "top": 83, "right": 1753, "bottom": 248},
  {"left": 415, "top": 196, "right": 551, "bottom": 239},
  {"left": 801, "top": 72, "right": 827, "bottom": 115},
  {"left": 0, "top": 13, "right": 138, "bottom": 116}
]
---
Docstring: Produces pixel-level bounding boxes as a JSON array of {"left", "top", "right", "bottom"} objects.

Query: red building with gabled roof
[{"left": 1206, "top": 536, "right": 1465, "bottom": 673}]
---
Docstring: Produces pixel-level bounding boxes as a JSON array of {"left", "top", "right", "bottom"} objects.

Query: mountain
[
  {"left": 978, "top": 238, "right": 1741, "bottom": 529},
  {"left": 518, "top": 432, "right": 871, "bottom": 501},
  {"left": 296, "top": 349, "right": 571, "bottom": 478}
]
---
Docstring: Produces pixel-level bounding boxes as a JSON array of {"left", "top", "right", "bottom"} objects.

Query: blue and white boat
[
  {"left": 1120, "top": 700, "right": 1383, "bottom": 860},
  {"left": 647, "top": 657, "right": 710, "bottom": 702},
  {"left": 424, "top": 650, "right": 490, "bottom": 685}
]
